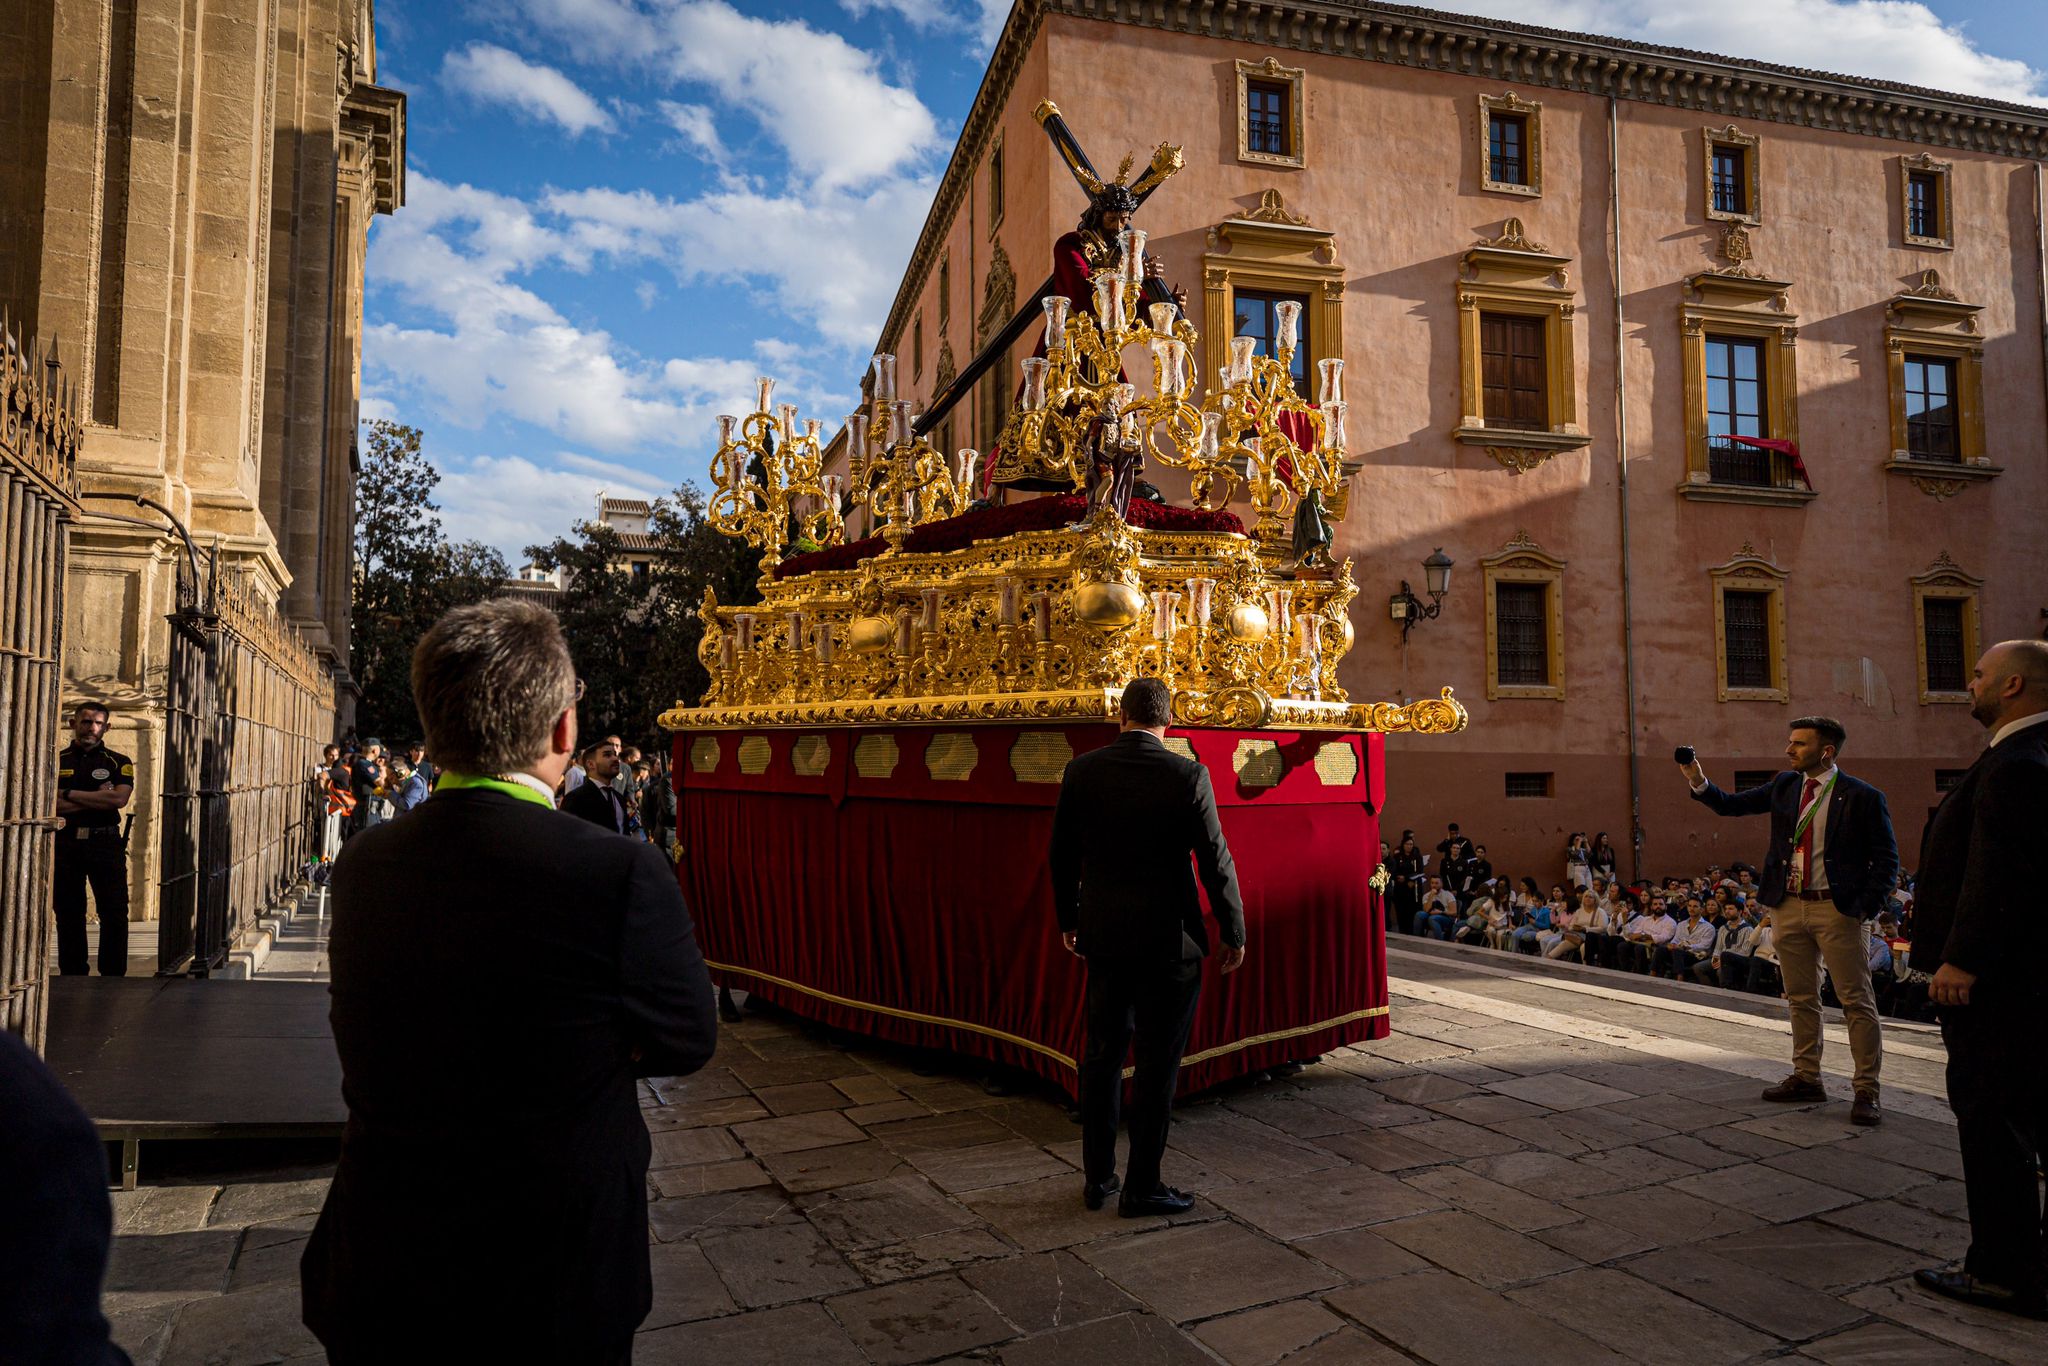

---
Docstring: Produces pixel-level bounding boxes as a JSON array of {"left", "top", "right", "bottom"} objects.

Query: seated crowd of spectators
[{"left": 1383, "top": 823, "right": 1929, "bottom": 1021}]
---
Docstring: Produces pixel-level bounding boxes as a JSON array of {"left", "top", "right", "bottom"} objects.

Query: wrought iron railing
[
  {"left": 158, "top": 555, "right": 334, "bottom": 975},
  {"left": 0, "top": 313, "right": 82, "bottom": 1048}
]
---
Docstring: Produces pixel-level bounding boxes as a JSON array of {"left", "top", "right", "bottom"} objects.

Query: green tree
[
  {"left": 645, "top": 483, "right": 761, "bottom": 711},
  {"left": 350, "top": 420, "right": 509, "bottom": 740}
]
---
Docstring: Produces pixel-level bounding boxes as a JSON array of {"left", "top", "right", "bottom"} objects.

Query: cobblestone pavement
[{"left": 103, "top": 944, "right": 2048, "bottom": 1365}]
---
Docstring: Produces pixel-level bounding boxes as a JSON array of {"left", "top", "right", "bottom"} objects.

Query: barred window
[
  {"left": 1907, "top": 170, "right": 1941, "bottom": 240},
  {"left": 1505, "top": 771, "right": 1553, "bottom": 799},
  {"left": 1488, "top": 113, "right": 1527, "bottom": 187},
  {"left": 1494, "top": 581, "right": 1549, "bottom": 687},
  {"left": 1247, "top": 80, "right": 1290, "bottom": 157},
  {"left": 1722, "top": 590, "right": 1772, "bottom": 690},
  {"left": 1922, "top": 596, "right": 1966, "bottom": 692},
  {"left": 1712, "top": 144, "right": 1748, "bottom": 216}
]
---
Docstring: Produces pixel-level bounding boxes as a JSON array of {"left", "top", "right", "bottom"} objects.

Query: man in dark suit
[
  {"left": 1050, "top": 677, "right": 1245, "bottom": 1218},
  {"left": 1684, "top": 716, "right": 1897, "bottom": 1125},
  {"left": 562, "top": 737, "right": 633, "bottom": 835},
  {"left": 1909, "top": 640, "right": 2048, "bottom": 1320},
  {"left": 302, "top": 599, "right": 718, "bottom": 1364}
]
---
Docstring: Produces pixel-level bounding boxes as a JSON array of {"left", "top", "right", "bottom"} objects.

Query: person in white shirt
[
  {"left": 1659, "top": 899, "right": 1719, "bottom": 978},
  {"left": 1620, "top": 901, "right": 1678, "bottom": 973},
  {"left": 1547, "top": 891, "right": 1608, "bottom": 962}
]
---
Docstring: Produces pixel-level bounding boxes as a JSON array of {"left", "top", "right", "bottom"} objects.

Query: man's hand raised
[{"left": 1219, "top": 945, "right": 1246, "bottom": 974}]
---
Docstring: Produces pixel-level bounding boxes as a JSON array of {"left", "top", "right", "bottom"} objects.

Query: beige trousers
[{"left": 1771, "top": 895, "right": 1882, "bottom": 1093}]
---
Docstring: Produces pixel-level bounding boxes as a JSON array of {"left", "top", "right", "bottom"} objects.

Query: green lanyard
[
  {"left": 435, "top": 771, "right": 556, "bottom": 809},
  {"left": 1790, "top": 771, "right": 1836, "bottom": 846}
]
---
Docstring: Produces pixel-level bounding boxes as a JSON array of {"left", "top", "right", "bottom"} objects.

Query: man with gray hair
[
  {"left": 302, "top": 598, "right": 718, "bottom": 1362},
  {"left": 1911, "top": 639, "right": 2048, "bottom": 1320}
]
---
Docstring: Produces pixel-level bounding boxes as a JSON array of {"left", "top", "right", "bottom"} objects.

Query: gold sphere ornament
[
  {"left": 845, "top": 616, "right": 895, "bottom": 653},
  {"left": 1337, "top": 615, "right": 1355, "bottom": 654},
  {"left": 1074, "top": 581, "right": 1145, "bottom": 629},
  {"left": 1228, "top": 602, "right": 1270, "bottom": 641}
]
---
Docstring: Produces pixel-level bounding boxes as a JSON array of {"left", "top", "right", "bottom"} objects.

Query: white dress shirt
[
  {"left": 1793, "top": 762, "right": 1838, "bottom": 893},
  {"left": 1991, "top": 710, "right": 2048, "bottom": 748}
]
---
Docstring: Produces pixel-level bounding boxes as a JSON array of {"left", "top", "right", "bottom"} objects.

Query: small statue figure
[
  {"left": 1292, "top": 485, "right": 1334, "bottom": 568},
  {"left": 1086, "top": 418, "right": 1146, "bottom": 521}
]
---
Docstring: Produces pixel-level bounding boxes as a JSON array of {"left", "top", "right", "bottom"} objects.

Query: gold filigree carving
[{"left": 1243, "top": 188, "right": 1310, "bottom": 225}]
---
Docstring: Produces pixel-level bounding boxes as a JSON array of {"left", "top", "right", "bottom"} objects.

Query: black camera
[{"left": 1674, "top": 745, "right": 1696, "bottom": 766}]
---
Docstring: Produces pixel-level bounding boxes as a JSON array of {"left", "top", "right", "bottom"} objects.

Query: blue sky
[{"left": 363, "top": 0, "right": 2048, "bottom": 558}]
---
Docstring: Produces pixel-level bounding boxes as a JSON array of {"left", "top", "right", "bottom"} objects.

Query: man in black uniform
[{"left": 54, "top": 702, "right": 135, "bottom": 977}]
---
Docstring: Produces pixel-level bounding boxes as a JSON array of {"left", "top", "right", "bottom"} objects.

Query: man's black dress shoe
[
  {"left": 1118, "top": 1185, "right": 1194, "bottom": 1217},
  {"left": 1083, "top": 1175, "right": 1121, "bottom": 1211},
  {"left": 1914, "top": 1267, "right": 2048, "bottom": 1319}
]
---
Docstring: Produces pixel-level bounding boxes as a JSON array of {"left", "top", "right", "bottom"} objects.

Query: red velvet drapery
[{"left": 673, "top": 725, "right": 1387, "bottom": 1097}]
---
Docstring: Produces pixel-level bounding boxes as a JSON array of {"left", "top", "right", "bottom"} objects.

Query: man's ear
[{"left": 551, "top": 708, "right": 577, "bottom": 759}]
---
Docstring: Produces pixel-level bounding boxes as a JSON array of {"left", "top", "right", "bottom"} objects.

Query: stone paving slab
[{"left": 103, "top": 960, "right": 2046, "bottom": 1366}]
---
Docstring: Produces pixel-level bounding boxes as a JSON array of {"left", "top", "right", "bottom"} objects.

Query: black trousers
[
  {"left": 1079, "top": 956, "right": 1201, "bottom": 1197},
  {"left": 53, "top": 835, "right": 128, "bottom": 976},
  {"left": 1942, "top": 985, "right": 2048, "bottom": 1298}
]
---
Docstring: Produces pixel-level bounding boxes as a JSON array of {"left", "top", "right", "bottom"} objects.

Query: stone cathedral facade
[{"left": 1, "top": 0, "right": 403, "bottom": 921}]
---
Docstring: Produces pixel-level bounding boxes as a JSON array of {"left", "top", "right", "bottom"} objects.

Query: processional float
[{"left": 661, "top": 104, "right": 1466, "bottom": 1095}]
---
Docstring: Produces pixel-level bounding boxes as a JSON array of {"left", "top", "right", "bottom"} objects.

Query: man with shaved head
[{"left": 1911, "top": 639, "right": 2048, "bottom": 1320}]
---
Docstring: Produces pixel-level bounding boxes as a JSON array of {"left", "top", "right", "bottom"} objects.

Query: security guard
[{"left": 54, "top": 702, "right": 134, "bottom": 976}]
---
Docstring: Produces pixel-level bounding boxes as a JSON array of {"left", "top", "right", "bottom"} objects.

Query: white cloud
[
  {"left": 972, "top": 0, "right": 1011, "bottom": 52},
  {"left": 1455, "top": 1, "right": 2046, "bottom": 104},
  {"left": 839, "top": 0, "right": 961, "bottom": 33},
  {"left": 442, "top": 43, "right": 617, "bottom": 136},
  {"left": 545, "top": 177, "right": 935, "bottom": 347},
  {"left": 657, "top": 100, "right": 725, "bottom": 164},
  {"left": 507, "top": 0, "right": 943, "bottom": 186},
  {"left": 435, "top": 453, "right": 667, "bottom": 556}
]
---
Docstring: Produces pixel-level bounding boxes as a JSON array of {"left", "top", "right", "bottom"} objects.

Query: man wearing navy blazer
[
  {"left": 1684, "top": 716, "right": 1897, "bottom": 1125},
  {"left": 1909, "top": 641, "right": 2048, "bottom": 1320}
]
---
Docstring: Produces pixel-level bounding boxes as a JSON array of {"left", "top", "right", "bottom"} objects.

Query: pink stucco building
[{"left": 861, "top": 0, "right": 2048, "bottom": 882}]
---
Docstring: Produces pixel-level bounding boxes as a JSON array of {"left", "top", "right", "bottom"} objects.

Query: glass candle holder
[
  {"left": 893, "top": 606, "right": 913, "bottom": 655},
  {"left": 998, "top": 576, "right": 1020, "bottom": 626},
  {"left": 1199, "top": 410, "right": 1221, "bottom": 460},
  {"left": 1031, "top": 591, "right": 1052, "bottom": 642},
  {"left": 847, "top": 411, "right": 869, "bottom": 464},
  {"left": 777, "top": 402, "right": 799, "bottom": 446},
  {"left": 1185, "top": 577, "right": 1215, "bottom": 627},
  {"left": 891, "top": 400, "right": 913, "bottom": 445},
  {"left": 1160, "top": 340, "right": 1188, "bottom": 397},
  {"left": 956, "top": 449, "right": 978, "bottom": 491},
  {"left": 803, "top": 417, "right": 822, "bottom": 447},
  {"left": 1149, "top": 302, "right": 1176, "bottom": 335},
  {"left": 786, "top": 611, "right": 803, "bottom": 652},
  {"left": 716, "top": 414, "right": 737, "bottom": 448},
  {"left": 919, "top": 587, "right": 941, "bottom": 632},
  {"left": 1019, "top": 356, "right": 1049, "bottom": 412},
  {"left": 1150, "top": 589, "right": 1181, "bottom": 641},
  {"left": 719, "top": 637, "right": 736, "bottom": 673},
  {"left": 1229, "top": 336, "right": 1258, "bottom": 384},
  {"left": 871, "top": 353, "right": 896, "bottom": 402},
  {"left": 1317, "top": 357, "right": 1345, "bottom": 406},
  {"left": 822, "top": 473, "right": 843, "bottom": 506},
  {"left": 1042, "top": 295, "right": 1070, "bottom": 346},
  {"left": 1296, "top": 614, "right": 1323, "bottom": 661},
  {"left": 1264, "top": 587, "right": 1292, "bottom": 639},
  {"left": 1119, "top": 229, "right": 1148, "bottom": 284},
  {"left": 815, "top": 624, "right": 835, "bottom": 664},
  {"left": 734, "top": 612, "right": 757, "bottom": 652},
  {"left": 1274, "top": 299, "right": 1302, "bottom": 355},
  {"left": 1093, "top": 275, "right": 1127, "bottom": 335},
  {"left": 1324, "top": 400, "right": 1348, "bottom": 454},
  {"left": 755, "top": 376, "right": 776, "bottom": 414}
]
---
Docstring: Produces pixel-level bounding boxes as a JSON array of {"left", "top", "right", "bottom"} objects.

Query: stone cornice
[{"left": 874, "top": 0, "right": 2048, "bottom": 359}]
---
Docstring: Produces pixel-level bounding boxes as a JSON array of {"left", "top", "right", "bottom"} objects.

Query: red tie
[{"left": 1794, "top": 776, "right": 1820, "bottom": 869}]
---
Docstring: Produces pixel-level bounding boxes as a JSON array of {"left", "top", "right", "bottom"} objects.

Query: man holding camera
[{"left": 1680, "top": 719, "right": 1897, "bottom": 1125}]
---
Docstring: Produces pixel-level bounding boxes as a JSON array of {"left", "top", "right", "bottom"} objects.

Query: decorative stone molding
[
  {"left": 1900, "top": 152, "right": 1954, "bottom": 249},
  {"left": 1883, "top": 269, "right": 1996, "bottom": 492},
  {"left": 1243, "top": 188, "right": 1310, "bottom": 226},
  {"left": 1709, "top": 546, "right": 1790, "bottom": 703},
  {"left": 1236, "top": 56, "right": 1307, "bottom": 169},
  {"left": 1454, "top": 221, "right": 1587, "bottom": 453},
  {"left": 1479, "top": 91, "right": 1544, "bottom": 198},
  {"left": 1702, "top": 125, "right": 1761, "bottom": 224},
  {"left": 1482, "top": 531, "right": 1566, "bottom": 700},
  {"left": 1910, "top": 552, "right": 1982, "bottom": 703}
]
